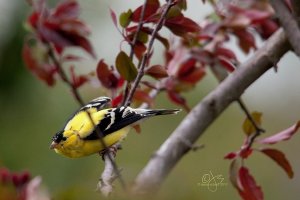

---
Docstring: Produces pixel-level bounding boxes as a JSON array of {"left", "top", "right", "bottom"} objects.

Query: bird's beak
[{"left": 50, "top": 141, "right": 59, "bottom": 149}]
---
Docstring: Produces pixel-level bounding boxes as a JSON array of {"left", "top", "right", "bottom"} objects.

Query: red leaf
[
  {"left": 59, "top": 19, "right": 91, "bottom": 37},
  {"left": 260, "top": 148, "right": 294, "bottom": 178},
  {"left": 218, "top": 57, "right": 236, "bottom": 72},
  {"left": 19, "top": 171, "right": 30, "bottom": 185},
  {"left": 165, "top": 15, "right": 201, "bottom": 36},
  {"left": 37, "top": 21, "right": 96, "bottom": 57},
  {"left": 96, "top": 59, "right": 119, "bottom": 89},
  {"left": 243, "top": 9, "right": 271, "bottom": 24},
  {"left": 131, "top": 0, "right": 160, "bottom": 22},
  {"left": 167, "top": 91, "right": 190, "bottom": 111},
  {"left": 234, "top": 29, "right": 256, "bottom": 54},
  {"left": 134, "top": 42, "right": 147, "bottom": 60},
  {"left": 146, "top": 65, "right": 168, "bottom": 79},
  {"left": 238, "top": 167, "right": 263, "bottom": 200},
  {"left": 177, "top": 59, "right": 196, "bottom": 77},
  {"left": 22, "top": 42, "right": 56, "bottom": 86},
  {"left": 112, "top": 93, "right": 123, "bottom": 107},
  {"left": 215, "top": 46, "right": 237, "bottom": 60},
  {"left": 224, "top": 152, "right": 238, "bottom": 160},
  {"left": 110, "top": 8, "right": 118, "bottom": 28},
  {"left": 0, "top": 168, "right": 11, "bottom": 184},
  {"left": 256, "top": 19, "right": 279, "bottom": 39},
  {"left": 53, "top": 0, "right": 79, "bottom": 19},
  {"left": 178, "top": 59, "right": 206, "bottom": 84},
  {"left": 258, "top": 121, "right": 300, "bottom": 144},
  {"left": 239, "top": 146, "right": 253, "bottom": 159},
  {"left": 133, "top": 90, "right": 153, "bottom": 106},
  {"left": 180, "top": 67, "right": 206, "bottom": 84},
  {"left": 70, "top": 35, "right": 96, "bottom": 58},
  {"left": 70, "top": 66, "right": 88, "bottom": 88}
]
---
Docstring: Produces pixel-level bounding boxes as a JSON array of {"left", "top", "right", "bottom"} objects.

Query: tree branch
[
  {"left": 291, "top": 0, "right": 300, "bottom": 24},
  {"left": 132, "top": 28, "right": 290, "bottom": 194},
  {"left": 270, "top": 0, "right": 300, "bottom": 57},
  {"left": 122, "top": 0, "right": 148, "bottom": 106},
  {"left": 124, "top": 0, "right": 175, "bottom": 106}
]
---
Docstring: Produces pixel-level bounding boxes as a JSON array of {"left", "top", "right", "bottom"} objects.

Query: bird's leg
[{"left": 99, "top": 144, "right": 122, "bottom": 160}]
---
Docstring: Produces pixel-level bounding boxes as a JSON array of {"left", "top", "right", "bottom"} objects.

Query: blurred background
[{"left": 0, "top": 0, "right": 300, "bottom": 199}]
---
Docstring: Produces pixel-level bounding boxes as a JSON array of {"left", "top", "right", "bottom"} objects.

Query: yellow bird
[{"left": 50, "top": 97, "right": 180, "bottom": 158}]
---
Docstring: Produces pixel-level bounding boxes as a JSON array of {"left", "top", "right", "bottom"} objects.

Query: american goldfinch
[{"left": 50, "top": 97, "right": 180, "bottom": 158}]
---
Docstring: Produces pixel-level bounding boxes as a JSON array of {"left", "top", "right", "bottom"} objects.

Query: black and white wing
[
  {"left": 80, "top": 96, "right": 111, "bottom": 111},
  {"left": 83, "top": 106, "right": 180, "bottom": 140}
]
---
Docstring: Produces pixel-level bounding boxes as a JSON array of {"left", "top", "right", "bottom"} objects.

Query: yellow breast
[{"left": 55, "top": 126, "right": 130, "bottom": 158}]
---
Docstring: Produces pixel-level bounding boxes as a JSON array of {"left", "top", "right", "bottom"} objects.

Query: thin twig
[
  {"left": 125, "top": 0, "right": 175, "bottom": 106},
  {"left": 122, "top": 0, "right": 148, "bottom": 106},
  {"left": 47, "top": 46, "right": 127, "bottom": 190},
  {"left": 237, "top": 99, "right": 265, "bottom": 147},
  {"left": 129, "top": 0, "right": 147, "bottom": 60},
  {"left": 209, "top": 62, "right": 265, "bottom": 146}
]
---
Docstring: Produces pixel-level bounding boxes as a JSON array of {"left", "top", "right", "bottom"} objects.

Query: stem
[
  {"left": 122, "top": 0, "right": 148, "bottom": 106},
  {"left": 237, "top": 99, "right": 265, "bottom": 147},
  {"left": 47, "top": 46, "right": 127, "bottom": 190},
  {"left": 125, "top": 0, "right": 175, "bottom": 106}
]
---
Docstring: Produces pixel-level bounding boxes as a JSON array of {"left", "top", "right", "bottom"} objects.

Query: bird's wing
[
  {"left": 83, "top": 107, "right": 145, "bottom": 140},
  {"left": 79, "top": 96, "right": 111, "bottom": 111},
  {"left": 62, "top": 97, "right": 111, "bottom": 131}
]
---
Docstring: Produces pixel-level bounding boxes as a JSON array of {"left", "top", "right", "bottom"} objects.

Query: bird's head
[{"left": 50, "top": 130, "right": 68, "bottom": 150}]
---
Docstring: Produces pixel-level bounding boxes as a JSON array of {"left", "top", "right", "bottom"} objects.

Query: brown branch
[
  {"left": 129, "top": 0, "right": 147, "bottom": 60},
  {"left": 291, "top": 0, "right": 300, "bottom": 24},
  {"left": 132, "top": 28, "right": 290, "bottom": 194},
  {"left": 270, "top": 0, "right": 300, "bottom": 57},
  {"left": 47, "top": 46, "right": 127, "bottom": 193},
  {"left": 122, "top": 0, "right": 148, "bottom": 106},
  {"left": 124, "top": 0, "right": 175, "bottom": 106}
]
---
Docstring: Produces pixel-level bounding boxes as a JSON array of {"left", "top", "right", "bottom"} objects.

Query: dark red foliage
[
  {"left": 165, "top": 15, "right": 201, "bottom": 36},
  {"left": 146, "top": 65, "right": 168, "bottom": 79},
  {"left": 22, "top": 41, "right": 57, "bottom": 86},
  {"left": 97, "top": 59, "right": 120, "bottom": 89},
  {"left": 167, "top": 91, "right": 190, "bottom": 111},
  {"left": 177, "top": 59, "right": 206, "bottom": 84},
  {"left": 111, "top": 93, "right": 124, "bottom": 107},
  {"left": 0, "top": 168, "right": 31, "bottom": 188},
  {"left": 260, "top": 148, "right": 294, "bottom": 178},
  {"left": 238, "top": 167, "right": 263, "bottom": 200},
  {"left": 131, "top": 0, "right": 160, "bottom": 23},
  {"left": 70, "top": 67, "right": 88, "bottom": 89},
  {"left": 27, "top": 0, "right": 95, "bottom": 57},
  {"left": 234, "top": 29, "right": 256, "bottom": 54}
]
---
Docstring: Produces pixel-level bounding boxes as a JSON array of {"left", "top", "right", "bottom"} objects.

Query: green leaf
[
  {"left": 115, "top": 51, "right": 137, "bottom": 81},
  {"left": 119, "top": 9, "right": 132, "bottom": 28}
]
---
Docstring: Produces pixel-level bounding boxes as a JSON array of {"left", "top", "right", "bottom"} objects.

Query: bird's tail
[{"left": 143, "top": 109, "right": 181, "bottom": 116}]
